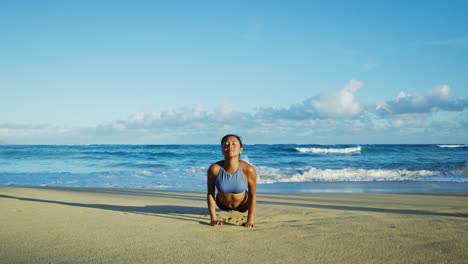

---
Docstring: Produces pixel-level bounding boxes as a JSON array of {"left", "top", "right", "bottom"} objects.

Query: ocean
[{"left": 1, "top": 144, "right": 467, "bottom": 193}]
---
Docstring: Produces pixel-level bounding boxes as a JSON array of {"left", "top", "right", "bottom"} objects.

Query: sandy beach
[{"left": 1, "top": 187, "right": 467, "bottom": 264}]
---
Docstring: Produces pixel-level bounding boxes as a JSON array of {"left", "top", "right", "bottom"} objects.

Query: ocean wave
[
  {"left": 136, "top": 169, "right": 153, "bottom": 176},
  {"left": 256, "top": 166, "right": 467, "bottom": 184},
  {"left": 437, "top": 145, "right": 468, "bottom": 148},
  {"left": 295, "top": 146, "right": 361, "bottom": 154}
]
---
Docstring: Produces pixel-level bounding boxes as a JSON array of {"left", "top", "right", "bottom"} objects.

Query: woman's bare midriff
[{"left": 217, "top": 191, "right": 246, "bottom": 209}]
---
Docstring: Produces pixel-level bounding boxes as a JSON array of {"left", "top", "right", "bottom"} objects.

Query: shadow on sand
[
  {"left": 0, "top": 194, "right": 210, "bottom": 225},
  {"left": 1, "top": 187, "right": 467, "bottom": 222}
]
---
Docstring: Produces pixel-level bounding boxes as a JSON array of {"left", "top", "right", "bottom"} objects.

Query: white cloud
[
  {"left": 129, "top": 112, "right": 153, "bottom": 124},
  {"left": 214, "top": 104, "right": 234, "bottom": 120},
  {"left": 258, "top": 80, "right": 364, "bottom": 120},
  {"left": 376, "top": 85, "right": 468, "bottom": 115},
  {"left": 0, "top": 123, "right": 65, "bottom": 137},
  {"left": 2, "top": 81, "right": 467, "bottom": 144},
  {"left": 112, "top": 105, "right": 211, "bottom": 131},
  {"left": 110, "top": 121, "right": 127, "bottom": 131},
  {"left": 0, "top": 123, "right": 76, "bottom": 144},
  {"left": 387, "top": 114, "right": 429, "bottom": 128},
  {"left": 308, "top": 80, "right": 363, "bottom": 118}
]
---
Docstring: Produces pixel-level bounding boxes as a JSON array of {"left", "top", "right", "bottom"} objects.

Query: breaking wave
[
  {"left": 295, "top": 146, "right": 362, "bottom": 154},
  {"left": 437, "top": 145, "right": 468, "bottom": 148},
  {"left": 256, "top": 166, "right": 467, "bottom": 184}
]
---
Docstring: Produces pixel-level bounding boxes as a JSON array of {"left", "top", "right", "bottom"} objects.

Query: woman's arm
[
  {"left": 207, "top": 164, "right": 222, "bottom": 226},
  {"left": 243, "top": 163, "right": 257, "bottom": 228}
]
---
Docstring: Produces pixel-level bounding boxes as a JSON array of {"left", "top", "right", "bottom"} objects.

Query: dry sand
[{"left": 1, "top": 186, "right": 467, "bottom": 264}]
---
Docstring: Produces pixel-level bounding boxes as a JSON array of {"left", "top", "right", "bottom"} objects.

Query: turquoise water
[{"left": 0, "top": 144, "right": 467, "bottom": 193}]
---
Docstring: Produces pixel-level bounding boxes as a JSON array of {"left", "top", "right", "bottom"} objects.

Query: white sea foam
[
  {"left": 256, "top": 166, "right": 440, "bottom": 184},
  {"left": 295, "top": 146, "right": 362, "bottom": 154},
  {"left": 437, "top": 144, "right": 468, "bottom": 148},
  {"left": 137, "top": 169, "right": 153, "bottom": 176}
]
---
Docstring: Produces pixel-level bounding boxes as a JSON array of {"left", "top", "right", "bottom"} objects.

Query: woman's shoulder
[
  {"left": 240, "top": 160, "right": 256, "bottom": 174},
  {"left": 208, "top": 160, "right": 224, "bottom": 175},
  {"left": 210, "top": 160, "right": 224, "bottom": 167}
]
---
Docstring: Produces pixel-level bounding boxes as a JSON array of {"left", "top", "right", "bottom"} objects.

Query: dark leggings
[{"left": 216, "top": 191, "right": 250, "bottom": 213}]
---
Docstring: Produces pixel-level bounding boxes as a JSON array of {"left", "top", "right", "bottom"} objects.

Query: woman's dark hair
[{"left": 220, "top": 134, "right": 243, "bottom": 147}]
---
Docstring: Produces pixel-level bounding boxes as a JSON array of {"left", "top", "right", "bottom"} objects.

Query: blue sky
[{"left": 1, "top": 0, "right": 467, "bottom": 144}]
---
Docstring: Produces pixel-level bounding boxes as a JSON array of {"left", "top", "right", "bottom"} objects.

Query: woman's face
[{"left": 221, "top": 136, "right": 243, "bottom": 158}]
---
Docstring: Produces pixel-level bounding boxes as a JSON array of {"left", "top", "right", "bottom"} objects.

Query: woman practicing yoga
[{"left": 207, "top": 134, "right": 257, "bottom": 228}]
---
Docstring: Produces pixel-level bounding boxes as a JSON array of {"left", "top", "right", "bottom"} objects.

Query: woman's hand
[
  {"left": 241, "top": 222, "right": 254, "bottom": 228},
  {"left": 211, "top": 220, "right": 223, "bottom": 227}
]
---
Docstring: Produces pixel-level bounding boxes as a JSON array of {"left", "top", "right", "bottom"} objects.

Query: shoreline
[
  {"left": 258, "top": 181, "right": 468, "bottom": 194},
  {"left": 1, "top": 186, "right": 467, "bottom": 263},
  {"left": 2, "top": 180, "right": 468, "bottom": 194}
]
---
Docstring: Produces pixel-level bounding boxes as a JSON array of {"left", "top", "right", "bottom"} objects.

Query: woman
[{"left": 207, "top": 134, "right": 257, "bottom": 228}]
